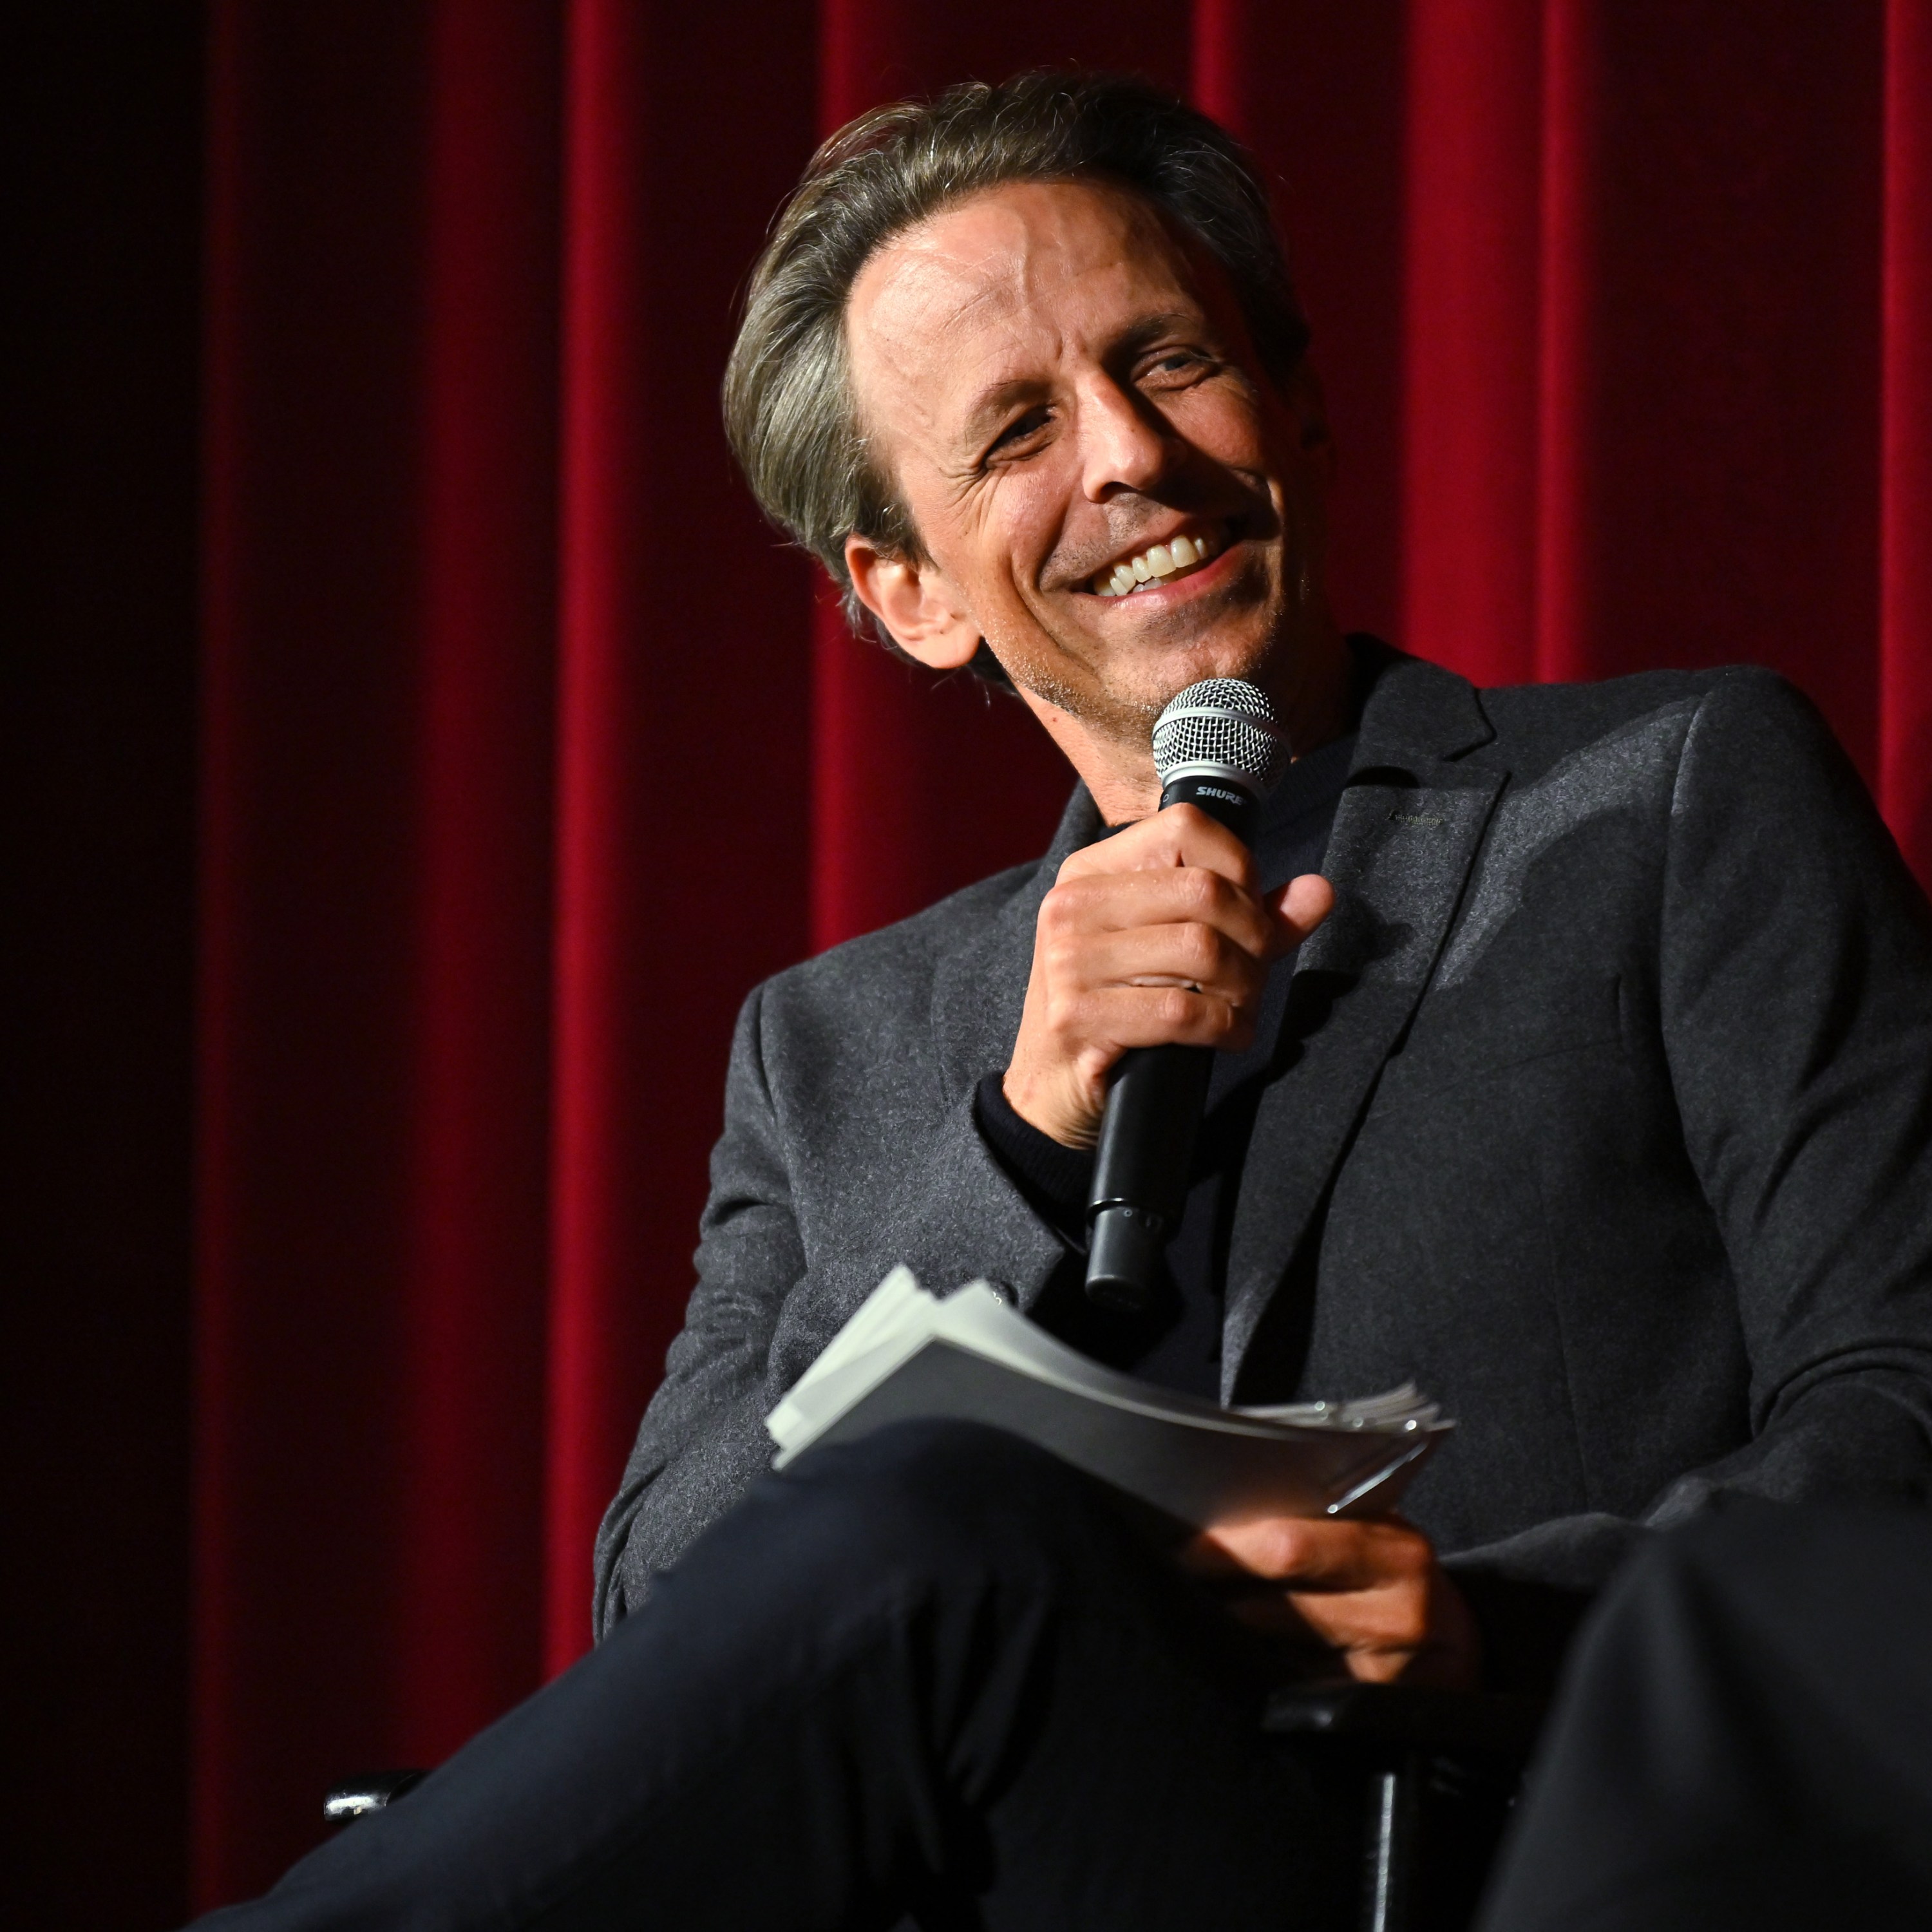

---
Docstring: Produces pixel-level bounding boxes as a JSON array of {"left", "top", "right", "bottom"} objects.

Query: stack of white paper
[{"left": 767, "top": 1268, "right": 1452, "bottom": 1527}]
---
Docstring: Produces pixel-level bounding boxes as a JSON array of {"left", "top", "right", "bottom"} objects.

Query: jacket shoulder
[
  {"left": 1471, "top": 663, "right": 1806, "bottom": 779},
  {"left": 754, "top": 854, "right": 1042, "bottom": 1030}
]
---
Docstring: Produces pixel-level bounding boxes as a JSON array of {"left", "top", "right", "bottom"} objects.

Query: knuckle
[
  {"left": 1038, "top": 886, "right": 1084, "bottom": 934},
  {"left": 1152, "top": 986, "right": 1197, "bottom": 1031},
  {"left": 1176, "top": 867, "right": 1223, "bottom": 917},
  {"left": 1382, "top": 1530, "right": 1434, "bottom": 1581},
  {"left": 1054, "top": 987, "right": 1103, "bottom": 1036},
  {"left": 1261, "top": 1522, "right": 1308, "bottom": 1574},
  {"left": 1177, "top": 921, "right": 1220, "bottom": 975},
  {"left": 1040, "top": 931, "right": 1084, "bottom": 981},
  {"left": 1157, "top": 804, "right": 1203, "bottom": 846}
]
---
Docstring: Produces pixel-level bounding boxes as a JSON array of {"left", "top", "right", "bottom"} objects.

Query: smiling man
[
  {"left": 838, "top": 176, "right": 1347, "bottom": 802},
  {"left": 193, "top": 72, "right": 1932, "bottom": 1932}
]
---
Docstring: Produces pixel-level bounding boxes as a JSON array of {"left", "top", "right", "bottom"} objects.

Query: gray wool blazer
[{"left": 594, "top": 641, "right": 1932, "bottom": 1651}]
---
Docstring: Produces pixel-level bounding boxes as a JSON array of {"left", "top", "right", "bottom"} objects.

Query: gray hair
[{"left": 721, "top": 71, "right": 1309, "bottom": 679}]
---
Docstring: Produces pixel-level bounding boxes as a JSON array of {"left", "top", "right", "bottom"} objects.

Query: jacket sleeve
[
  {"left": 589, "top": 982, "right": 799, "bottom": 1639},
  {"left": 591, "top": 976, "right": 1070, "bottom": 1638},
  {"left": 1448, "top": 669, "right": 1932, "bottom": 1662}
]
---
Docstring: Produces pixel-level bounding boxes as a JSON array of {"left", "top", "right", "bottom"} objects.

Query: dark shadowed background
[{"left": 5, "top": 2, "right": 1929, "bottom": 1924}]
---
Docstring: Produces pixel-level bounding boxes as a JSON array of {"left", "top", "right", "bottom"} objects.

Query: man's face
[{"left": 844, "top": 178, "right": 1334, "bottom": 748}]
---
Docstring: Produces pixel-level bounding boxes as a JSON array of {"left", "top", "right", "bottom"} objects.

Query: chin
[
  {"left": 994, "top": 597, "right": 1289, "bottom": 741},
  {"left": 1132, "top": 626, "right": 1283, "bottom": 711}
]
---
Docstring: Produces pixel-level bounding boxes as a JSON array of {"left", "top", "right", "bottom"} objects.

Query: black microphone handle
[{"left": 1084, "top": 775, "right": 1262, "bottom": 1313}]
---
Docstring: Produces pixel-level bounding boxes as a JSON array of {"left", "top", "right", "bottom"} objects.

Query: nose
[{"left": 1075, "top": 373, "right": 1171, "bottom": 502}]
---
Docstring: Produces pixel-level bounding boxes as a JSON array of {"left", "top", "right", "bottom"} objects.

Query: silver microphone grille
[{"left": 1151, "top": 678, "right": 1293, "bottom": 797}]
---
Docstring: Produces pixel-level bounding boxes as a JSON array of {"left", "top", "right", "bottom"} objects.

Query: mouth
[{"left": 1086, "top": 522, "right": 1231, "bottom": 599}]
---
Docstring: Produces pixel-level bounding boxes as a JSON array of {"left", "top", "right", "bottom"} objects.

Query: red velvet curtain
[{"left": 193, "top": 1, "right": 1932, "bottom": 1906}]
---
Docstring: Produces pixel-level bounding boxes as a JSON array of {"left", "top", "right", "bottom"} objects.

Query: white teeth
[{"left": 1092, "top": 528, "right": 1221, "bottom": 596}]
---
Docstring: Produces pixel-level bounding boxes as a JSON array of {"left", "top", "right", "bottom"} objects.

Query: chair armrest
[
  {"left": 1263, "top": 1681, "right": 1544, "bottom": 1761},
  {"left": 1264, "top": 1687, "right": 1543, "bottom": 1931},
  {"left": 323, "top": 1768, "right": 428, "bottom": 1824}
]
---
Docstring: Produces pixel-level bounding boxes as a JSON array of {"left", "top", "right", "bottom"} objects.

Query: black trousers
[
  {"left": 1479, "top": 1502, "right": 1932, "bottom": 1932},
  {"left": 194, "top": 1421, "right": 1349, "bottom": 1931}
]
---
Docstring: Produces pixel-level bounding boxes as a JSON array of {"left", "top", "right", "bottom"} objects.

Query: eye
[
  {"left": 1144, "top": 348, "right": 1210, "bottom": 383},
  {"left": 986, "top": 405, "right": 1052, "bottom": 460}
]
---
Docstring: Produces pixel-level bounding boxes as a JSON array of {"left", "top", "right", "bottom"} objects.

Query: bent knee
[
  {"left": 650, "top": 1422, "right": 1187, "bottom": 1658},
  {"left": 766, "top": 1421, "right": 1119, "bottom": 1580},
  {"left": 786, "top": 1419, "right": 1092, "bottom": 1524}
]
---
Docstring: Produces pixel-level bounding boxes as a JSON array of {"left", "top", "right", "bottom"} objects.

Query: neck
[{"left": 1029, "top": 616, "right": 1355, "bottom": 824}]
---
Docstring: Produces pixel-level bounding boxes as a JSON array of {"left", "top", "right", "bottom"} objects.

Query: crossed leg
[{"left": 193, "top": 1420, "right": 1352, "bottom": 1932}]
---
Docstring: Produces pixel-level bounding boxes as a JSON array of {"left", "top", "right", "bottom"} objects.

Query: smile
[{"left": 1089, "top": 525, "right": 1226, "bottom": 598}]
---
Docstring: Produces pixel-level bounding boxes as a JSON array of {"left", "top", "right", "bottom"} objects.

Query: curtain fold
[
  {"left": 1886, "top": 0, "right": 1932, "bottom": 873},
  {"left": 1401, "top": 0, "right": 1548, "bottom": 685},
  {"left": 198, "top": 1, "right": 439, "bottom": 1897},
  {"left": 547, "top": 0, "right": 650, "bottom": 1689},
  {"left": 192, "top": 1, "right": 1931, "bottom": 1906},
  {"left": 399, "top": 0, "right": 558, "bottom": 1783}
]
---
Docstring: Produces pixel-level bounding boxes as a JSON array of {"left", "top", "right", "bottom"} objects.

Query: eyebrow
[{"left": 958, "top": 377, "right": 1049, "bottom": 449}]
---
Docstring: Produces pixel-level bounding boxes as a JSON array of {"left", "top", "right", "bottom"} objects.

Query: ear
[{"left": 844, "top": 535, "right": 983, "bottom": 672}]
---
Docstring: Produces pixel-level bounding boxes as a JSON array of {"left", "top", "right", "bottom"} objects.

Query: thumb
[{"left": 1271, "top": 872, "right": 1335, "bottom": 952}]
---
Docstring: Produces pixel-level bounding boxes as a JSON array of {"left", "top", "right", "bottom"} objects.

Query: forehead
[{"left": 844, "top": 179, "right": 1211, "bottom": 453}]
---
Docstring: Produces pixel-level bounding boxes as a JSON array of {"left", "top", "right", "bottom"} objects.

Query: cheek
[
  {"left": 957, "top": 474, "right": 1068, "bottom": 603},
  {"left": 1170, "top": 384, "right": 1270, "bottom": 469}
]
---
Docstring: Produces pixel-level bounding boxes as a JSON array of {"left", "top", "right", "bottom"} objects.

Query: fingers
[
  {"left": 1003, "top": 800, "right": 1338, "bottom": 1147},
  {"left": 1182, "top": 1515, "right": 1481, "bottom": 1690},
  {"left": 1275, "top": 870, "right": 1335, "bottom": 947},
  {"left": 1038, "top": 983, "right": 1256, "bottom": 1059},
  {"left": 1040, "top": 869, "right": 1280, "bottom": 980},
  {"left": 1048, "top": 855, "right": 1329, "bottom": 971},
  {"left": 1189, "top": 1513, "right": 1430, "bottom": 1589},
  {"left": 1057, "top": 801, "right": 1257, "bottom": 889},
  {"left": 1032, "top": 886, "right": 1276, "bottom": 1052}
]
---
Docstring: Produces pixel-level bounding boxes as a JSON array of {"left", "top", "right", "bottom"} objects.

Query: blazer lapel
[
  {"left": 930, "top": 782, "right": 1103, "bottom": 1099},
  {"left": 1221, "top": 649, "right": 1504, "bottom": 1401}
]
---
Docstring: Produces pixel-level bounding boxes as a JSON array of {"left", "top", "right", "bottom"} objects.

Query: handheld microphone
[{"left": 1084, "top": 678, "right": 1293, "bottom": 1313}]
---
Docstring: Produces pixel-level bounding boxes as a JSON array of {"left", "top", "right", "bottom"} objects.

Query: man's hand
[
  {"left": 1186, "top": 1515, "right": 1481, "bottom": 1689},
  {"left": 1003, "top": 804, "right": 1336, "bottom": 1148}
]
